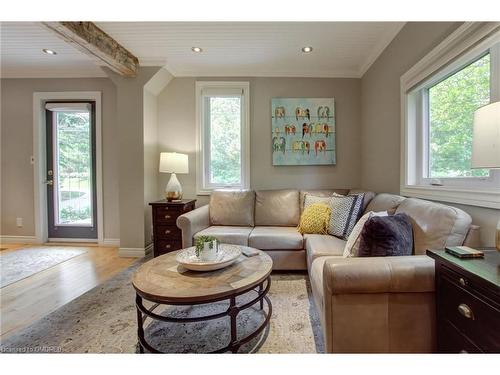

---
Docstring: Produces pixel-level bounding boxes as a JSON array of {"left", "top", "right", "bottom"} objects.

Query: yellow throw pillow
[{"left": 297, "top": 203, "right": 331, "bottom": 234}]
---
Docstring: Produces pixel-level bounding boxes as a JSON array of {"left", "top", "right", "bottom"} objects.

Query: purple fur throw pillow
[{"left": 358, "top": 213, "right": 414, "bottom": 257}]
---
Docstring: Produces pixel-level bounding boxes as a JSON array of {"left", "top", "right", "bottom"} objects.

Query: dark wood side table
[
  {"left": 427, "top": 249, "right": 500, "bottom": 353},
  {"left": 149, "top": 199, "right": 196, "bottom": 257}
]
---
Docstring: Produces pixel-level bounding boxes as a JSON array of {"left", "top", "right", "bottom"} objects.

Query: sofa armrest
[
  {"left": 320, "top": 255, "right": 436, "bottom": 353},
  {"left": 176, "top": 205, "right": 210, "bottom": 248},
  {"left": 463, "top": 224, "right": 480, "bottom": 248},
  {"left": 323, "top": 255, "right": 435, "bottom": 295}
]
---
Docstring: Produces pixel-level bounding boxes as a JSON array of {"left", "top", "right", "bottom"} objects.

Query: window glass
[
  {"left": 55, "top": 110, "right": 93, "bottom": 225},
  {"left": 208, "top": 96, "right": 242, "bottom": 185},
  {"left": 428, "top": 53, "right": 491, "bottom": 178}
]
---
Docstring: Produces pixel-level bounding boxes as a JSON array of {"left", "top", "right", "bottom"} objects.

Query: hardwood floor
[{"left": 0, "top": 244, "right": 136, "bottom": 340}]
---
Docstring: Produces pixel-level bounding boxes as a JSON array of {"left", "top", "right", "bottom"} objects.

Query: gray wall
[
  {"left": 106, "top": 67, "right": 160, "bottom": 250},
  {"left": 0, "top": 77, "right": 120, "bottom": 240},
  {"left": 158, "top": 77, "right": 362, "bottom": 206},
  {"left": 360, "top": 22, "right": 500, "bottom": 246},
  {"left": 143, "top": 89, "right": 159, "bottom": 246}
]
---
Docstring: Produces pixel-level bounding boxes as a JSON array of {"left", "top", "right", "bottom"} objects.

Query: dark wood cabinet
[
  {"left": 149, "top": 199, "right": 196, "bottom": 257},
  {"left": 427, "top": 249, "right": 500, "bottom": 353}
]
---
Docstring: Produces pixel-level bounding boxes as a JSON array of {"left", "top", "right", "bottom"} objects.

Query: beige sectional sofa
[{"left": 176, "top": 188, "right": 480, "bottom": 353}]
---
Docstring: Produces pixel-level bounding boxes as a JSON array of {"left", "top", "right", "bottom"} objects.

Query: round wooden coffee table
[{"left": 132, "top": 246, "right": 273, "bottom": 353}]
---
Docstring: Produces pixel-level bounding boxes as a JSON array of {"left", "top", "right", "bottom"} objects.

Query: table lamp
[
  {"left": 159, "top": 152, "right": 188, "bottom": 201},
  {"left": 472, "top": 101, "right": 500, "bottom": 251}
]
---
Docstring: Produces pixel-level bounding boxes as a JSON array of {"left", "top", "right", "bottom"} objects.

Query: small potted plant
[{"left": 195, "top": 235, "right": 219, "bottom": 261}]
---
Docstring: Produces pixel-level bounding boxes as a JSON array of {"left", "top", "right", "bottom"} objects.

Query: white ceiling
[
  {"left": 1, "top": 22, "right": 405, "bottom": 79},
  {"left": 1, "top": 22, "right": 107, "bottom": 78}
]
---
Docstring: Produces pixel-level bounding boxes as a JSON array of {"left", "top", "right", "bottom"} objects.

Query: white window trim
[
  {"left": 195, "top": 81, "right": 250, "bottom": 195},
  {"left": 400, "top": 22, "right": 500, "bottom": 209}
]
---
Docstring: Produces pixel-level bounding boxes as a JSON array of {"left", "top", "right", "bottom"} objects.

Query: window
[
  {"left": 401, "top": 24, "right": 500, "bottom": 209},
  {"left": 196, "top": 82, "right": 250, "bottom": 194},
  {"left": 427, "top": 53, "right": 491, "bottom": 179}
]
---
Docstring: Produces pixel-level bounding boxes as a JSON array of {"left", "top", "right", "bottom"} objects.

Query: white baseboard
[
  {"left": 0, "top": 235, "right": 121, "bottom": 248},
  {"left": 100, "top": 238, "right": 120, "bottom": 247},
  {"left": 119, "top": 243, "right": 153, "bottom": 258},
  {"left": 48, "top": 237, "right": 98, "bottom": 243},
  {"left": 0, "top": 235, "right": 38, "bottom": 244}
]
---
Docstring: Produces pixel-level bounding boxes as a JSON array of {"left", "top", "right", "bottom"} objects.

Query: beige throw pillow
[
  {"left": 303, "top": 194, "right": 332, "bottom": 209},
  {"left": 343, "top": 211, "right": 388, "bottom": 258}
]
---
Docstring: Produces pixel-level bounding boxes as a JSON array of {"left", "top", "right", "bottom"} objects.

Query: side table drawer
[
  {"left": 154, "top": 208, "right": 179, "bottom": 225},
  {"left": 155, "top": 239, "right": 182, "bottom": 255},
  {"left": 440, "top": 275, "right": 500, "bottom": 352},
  {"left": 155, "top": 225, "right": 181, "bottom": 239},
  {"left": 441, "top": 265, "right": 500, "bottom": 306},
  {"left": 439, "top": 320, "right": 482, "bottom": 353}
]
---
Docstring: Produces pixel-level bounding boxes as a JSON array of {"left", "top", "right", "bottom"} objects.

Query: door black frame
[{"left": 45, "top": 101, "right": 98, "bottom": 239}]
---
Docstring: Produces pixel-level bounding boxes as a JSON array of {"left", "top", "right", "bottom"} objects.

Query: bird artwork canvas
[{"left": 271, "top": 98, "right": 336, "bottom": 166}]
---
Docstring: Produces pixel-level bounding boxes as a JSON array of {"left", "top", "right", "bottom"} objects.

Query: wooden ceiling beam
[{"left": 41, "top": 22, "right": 139, "bottom": 77}]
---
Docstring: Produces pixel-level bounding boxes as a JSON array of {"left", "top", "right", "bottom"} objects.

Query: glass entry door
[{"left": 45, "top": 102, "right": 97, "bottom": 239}]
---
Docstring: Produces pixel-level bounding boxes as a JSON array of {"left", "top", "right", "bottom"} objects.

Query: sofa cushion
[
  {"left": 395, "top": 198, "right": 472, "bottom": 255},
  {"left": 365, "top": 193, "right": 405, "bottom": 215},
  {"left": 304, "top": 234, "right": 346, "bottom": 268},
  {"left": 358, "top": 213, "right": 414, "bottom": 257},
  {"left": 194, "top": 226, "right": 253, "bottom": 246},
  {"left": 249, "top": 226, "right": 303, "bottom": 250},
  {"left": 209, "top": 190, "right": 255, "bottom": 226},
  {"left": 255, "top": 189, "right": 300, "bottom": 226},
  {"left": 299, "top": 189, "right": 349, "bottom": 212}
]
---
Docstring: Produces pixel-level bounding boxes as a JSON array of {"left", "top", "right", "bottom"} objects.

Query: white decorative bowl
[{"left": 176, "top": 244, "right": 242, "bottom": 271}]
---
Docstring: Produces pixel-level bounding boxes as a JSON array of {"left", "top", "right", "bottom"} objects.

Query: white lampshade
[
  {"left": 159, "top": 152, "right": 189, "bottom": 174},
  {"left": 472, "top": 101, "right": 500, "bottom": 169}
]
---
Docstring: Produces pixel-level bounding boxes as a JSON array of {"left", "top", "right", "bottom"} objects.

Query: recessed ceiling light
[
  {"left": 42, "top": 48, "right": 57, "bottom": 55},
  {"left": 191, "top": 47, "right": 203, "bottom": 53},
  {"left": 301, "top": 46, "right": 313, "bottom": 53}
]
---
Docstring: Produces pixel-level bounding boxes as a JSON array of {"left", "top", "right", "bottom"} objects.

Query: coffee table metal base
[{"left": 135, "top": 276, "right": 272, "bottom": 353}]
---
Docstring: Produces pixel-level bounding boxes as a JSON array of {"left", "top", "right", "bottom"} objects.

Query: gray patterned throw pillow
[{"left": 328, "top": 194, "right": 365, "bottom": 239}]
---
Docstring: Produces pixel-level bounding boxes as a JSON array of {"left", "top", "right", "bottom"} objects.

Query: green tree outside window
[
  {"left": 428, "top": 53, "right": 491, "bottom": 178},
  {"left": 209, "top": 97, "right": 242, "bottom": 184}
]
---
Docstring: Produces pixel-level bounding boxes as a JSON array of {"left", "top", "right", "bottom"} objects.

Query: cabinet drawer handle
[
  {"left": 165, "top": 229, "right": 171, "bottom": 234},
  {"left": 459, "top": 350, "right": 468, "bottom": 354},
  {"left": 459, "top": 277, "right": 467, "bottom": 287},
  {"left": 458, "top": 303, "right": 474, "bottom": 320},
  {"left": 165, "top": 244, "right": 171, "bottom": 249},
  {"left": 164, "top": 215, "right": 171, "bottom": 219}
]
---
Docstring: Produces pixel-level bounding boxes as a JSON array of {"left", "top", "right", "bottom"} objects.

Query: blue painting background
[{"left": 271, "top": 98, "right": 335, "bottom": 166}]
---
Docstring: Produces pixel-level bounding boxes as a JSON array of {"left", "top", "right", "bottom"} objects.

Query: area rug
[
  {"left": 0, "top": 261, "right": 325, "bottom": 353},
  {"left": 0, "top": 247, "right": 87, "bottom": 287}
]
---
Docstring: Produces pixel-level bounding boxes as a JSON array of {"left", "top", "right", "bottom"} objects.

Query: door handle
[{"left": 44, "top": 180, "right": 53, "bottom": 185}]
